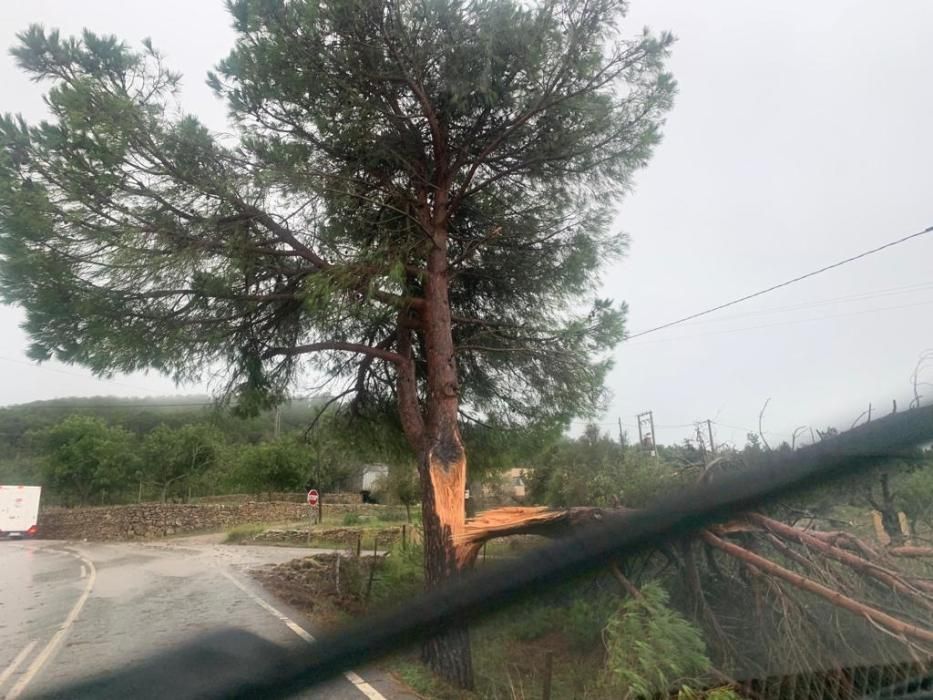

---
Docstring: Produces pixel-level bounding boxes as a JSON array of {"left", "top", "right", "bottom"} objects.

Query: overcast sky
[{"left": 1, "top": 1, "right": 931, "bottom": 449}]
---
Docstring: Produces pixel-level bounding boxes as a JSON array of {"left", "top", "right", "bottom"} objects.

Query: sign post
[{"left": 307, "top": 489, "right": 320, "bottom": 524}]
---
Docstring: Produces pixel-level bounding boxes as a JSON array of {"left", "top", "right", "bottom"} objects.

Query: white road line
[
  {"left": 218, "top": 568, "right": 387, "bottom": 700},
  {"left": 0, "top": 641, "right": 37, "bottom": 692},
  {"left": 7, "top": 549, "right": 97, "bottom": 699}
]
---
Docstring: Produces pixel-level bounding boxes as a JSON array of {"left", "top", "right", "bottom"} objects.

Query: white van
[{"left": 0, "top": 485, "right": 41, "bottom": 538}]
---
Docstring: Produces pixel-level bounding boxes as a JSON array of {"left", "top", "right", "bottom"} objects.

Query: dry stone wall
[
  {"left": 38, "top": 501, "right": 384, "bottom": 541},
  {"left": 252, "top": 526, "right": 406, "bottom": 547},
  {"left": 192, "top": 491, "right": 362, "bottom": 505}
]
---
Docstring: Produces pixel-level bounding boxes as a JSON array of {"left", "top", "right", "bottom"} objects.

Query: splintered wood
[{"left": 456, "top": 506, "right": 566, "bottom": 546}]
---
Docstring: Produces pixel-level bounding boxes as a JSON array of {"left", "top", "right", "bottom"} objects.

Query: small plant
[
  {"left": 369, "top": 541, "right": 423, "bottom": 605},
  {"left": 677, "top": 686, "right": 743, "bottom": 700},
  {"left": 342, "top": 512, "right": 362, "bottom": 526},
  {"left": 600, "top": 583, "right": 711, "bottom": 699},
  {"left": 565, "top": 592, "right": 615, "bottom": 649},
  {"left": 507, "top": 604, "right": 561, "bottom": 641},
  {"left": 376, "top": 509, "right": 407, "bottom": 522},
  {"left": 224, "top": 522, "right": 267, "bottom": 544}
]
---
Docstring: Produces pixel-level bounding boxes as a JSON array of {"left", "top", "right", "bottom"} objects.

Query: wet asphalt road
[{"left": 0, "top": 537, "right": 411, "bottom": 699}]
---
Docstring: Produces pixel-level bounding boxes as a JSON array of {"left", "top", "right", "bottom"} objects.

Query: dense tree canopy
[
  {"left": 0, "top": 0, "right": 672, "bottom": 423},
  {"left": 0, "top": 0, "right": 674, "bottom": 685},
  {"left": 32, "top": 415, "right": 135, "bottom": 505}
]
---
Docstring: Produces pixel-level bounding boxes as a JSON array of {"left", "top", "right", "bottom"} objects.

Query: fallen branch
[
  {"left": 458, "top": 505, "right": 635, "bottom": 547},
  {"left": 748, "top": 514, "right": 933, "bottom": 610},
  {"left": 701, "top": 530, "right": 933, "bottom": 644},
  {"left": 807, "top": 530, "right": 881, "bottom": 559},
  {"left": 890, "top": 546, "right": 933, "bottom": 558},
  {"left": 610, "top": 563, "right": 641, "bottom": 598}
]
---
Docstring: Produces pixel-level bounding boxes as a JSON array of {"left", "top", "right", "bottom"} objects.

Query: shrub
[
  {"left": 507, "top": 604, "right": 561, "bottom": 641},
  {"left": 224, "top": 523, "right": 267, "bottom": 543},
  {"left": 376, "top": 509, "right": 407, "bottom": 522},
  {"left": 369, "top": 541, "right": 423, "bottom": 605},
  {"left": 342, "top": 512, "right": 362, "bottom": 526},
  {"left": 601, "top": 583, "right": 710, "bottom": 699},
  {"left": 565, "top": 592, "right": 615, "bottom": 649}
]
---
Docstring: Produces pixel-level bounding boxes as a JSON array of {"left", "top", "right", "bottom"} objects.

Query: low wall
[
  {"left": 253, "top": 525, "right": 408, "bottom": 547},
  {"left": 192, "top": 491, "right": 363, "bottom": 505},
  {"left": 38, "top": 501, "right": 383, "bottom": 541}
]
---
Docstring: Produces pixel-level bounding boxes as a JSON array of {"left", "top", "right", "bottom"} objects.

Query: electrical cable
[{"left": 625, "top": 224, "right": 933, "bottom": 340}]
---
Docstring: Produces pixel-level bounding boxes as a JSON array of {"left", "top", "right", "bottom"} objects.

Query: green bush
[
  {"left": 376, "top": 509, "right": 407, "bottom": 522},
  {"left": 224, "top": 523, "right": 267, "bottom": 543},
  {"left": 601, "top": 583, "right": 711, "bottom": 699},
  {"left": 507, "top": 604, "right": 561, "bottom": 641},
  {"left": 565, "top": 592, "right": 615, "bottom": 649},
  {"left": 342, "top": 512, "right": 362, "bottom": 526},
  {"left": 369, "top": 541, "right": 423, "bottom": 605}
]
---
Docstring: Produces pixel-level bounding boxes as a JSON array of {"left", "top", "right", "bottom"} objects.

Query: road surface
[{"left": 0, "top": 536, "right": 413, "bottom": 699}]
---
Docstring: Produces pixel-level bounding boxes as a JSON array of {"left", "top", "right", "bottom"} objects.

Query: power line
[
  {"left": 0, "top": 355, "right": 154, "bottom": 392},
  {"left": 624, "top": 297, "right": 933, "bottom": 346},
  {"left": 625, "top": 223, "right": 933, "bottom": 340},
  {"left": 666, "top": 280, "right": 933, "bottom": 328}
]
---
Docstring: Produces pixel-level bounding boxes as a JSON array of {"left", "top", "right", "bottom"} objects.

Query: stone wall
[
  {"left": 252, "top": 525, "right": 408, "bottom": 547},
  {"left": 192, "top": 491, "right": 363, "bottom": 505},
  {"left": 38, "top": 501, "right": 385, "bottom": 541}
]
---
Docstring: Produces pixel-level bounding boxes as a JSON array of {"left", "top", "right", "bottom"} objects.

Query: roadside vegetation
[
  {"left": 248, "top": 420, "right": 933, "bottom": 699},
  {"left": 0, "top": 396, "right": 389, "bottom": 505}
]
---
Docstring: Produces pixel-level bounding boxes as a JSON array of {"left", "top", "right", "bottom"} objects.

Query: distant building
[
  {"left": 480, "top": 467, "right": 528, "bottom": 505},
  {"left": 509, "top": 467, "right": 526, "bottom": 498},
  {"left": 361, "top": 463, "right": 389, "bottom": 492}
]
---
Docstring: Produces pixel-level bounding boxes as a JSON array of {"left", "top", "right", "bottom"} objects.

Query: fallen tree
[{"left": 454, "top": 407, "right": 933, "bottom": 682}]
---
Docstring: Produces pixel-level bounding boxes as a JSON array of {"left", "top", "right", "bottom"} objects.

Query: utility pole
[
  {"left": 693, "top": 422, "right": 707, "bottom": 455},
  {"left": 273, "top": 406, "right": 281, "bottom": 439},
  {"left": 618, "top": 417, "right": 626, "bottom": 448},
  {"left": 706, "top": 419, "right": 716, "bottom": 454},
  {"left": 636, "top": 411, "right": 657, "bottom": 459}
]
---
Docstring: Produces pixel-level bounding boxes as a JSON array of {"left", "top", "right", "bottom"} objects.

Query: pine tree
[{"left": 0, "top": 0, "right": 674, "bottom": 685}]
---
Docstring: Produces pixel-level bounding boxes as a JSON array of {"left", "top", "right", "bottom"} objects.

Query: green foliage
[
  {"left": 370, "top": 541, "right": 424, "bottom": 605},
  {"left": 893, "top": 453, "right": 933, "bottom": 529},
  {"left": 342, "top": 512, "right": 362, "bottom": 526},
  {"left": 30, "top": 415, "right": 137, "bottom": 505},
  {"left": 140, "top": 423, "right": 223, "bottom": 502},
  {"left": 678, "top": 687, "right": 743, "bottom": 700},
  {"left": 0, "top": 397, "right": 362, "bottom": 504},
  {"left": 231, "top": 438, "right": 334, "bottom": 496},
  {"left": 375, "top": 509, "right": 407, "bottom": 522},
  {"left": 223, "top": 522, "right": 267, "bottom": 543},
  {"left": 375, "top": 463, "right": 420, "bottom": 519},
  {"left": 492, "top": 576, "right": 616, "bottom": 652},
  {"left": 600, "top": 583, "right": 711, "bottom": 699},
  {"left": 0, "top": 0, "right": 674, "bottom": 434},
  {"left": 528, "top": 424, "right": 679, "bottom": 508}
]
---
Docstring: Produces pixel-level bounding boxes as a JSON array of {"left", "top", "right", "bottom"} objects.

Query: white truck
[{"left": 0, "top": 485, "right": 41, "bottom": 538}]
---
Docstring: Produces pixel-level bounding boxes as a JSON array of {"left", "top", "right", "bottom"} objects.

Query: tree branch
[
  {"left": 263, "top": 342, "right": 404, "bottom": 364},
  {"left": 701, "top": 530, "right": 933, "bottom": 644}
]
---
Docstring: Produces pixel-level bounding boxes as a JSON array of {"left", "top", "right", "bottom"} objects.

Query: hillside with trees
[{"left": 0, "top": 396, "right": 378, "bottom": 504}]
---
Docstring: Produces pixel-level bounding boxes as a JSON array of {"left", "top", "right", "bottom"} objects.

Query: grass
[
  {"left": 390, "top": 656, "right": 474, "bottom": 699},
  {"left": 224, "top": 522, "right": 269, "bottom": 543}
]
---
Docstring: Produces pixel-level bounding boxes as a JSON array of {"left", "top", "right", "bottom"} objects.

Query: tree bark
[
  {"left": 393, "top": 181, "right": 475, "bottom": 688},
  {"left": 702, "top": 530, "right": 933, "bottom": 644},
  {"left": 877, "top": 472, "right": 903, "bottom": 542},
  {"left": 748, "top": 513, "right": 933, "bottom": 610}
]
